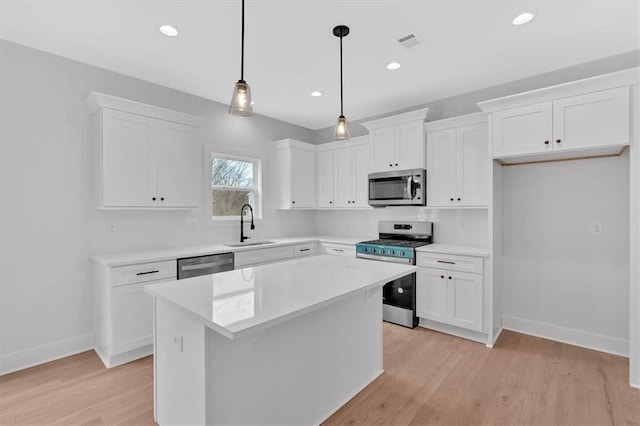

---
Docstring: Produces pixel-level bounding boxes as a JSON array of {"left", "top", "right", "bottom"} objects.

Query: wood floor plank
[{"left": 1, "top": 326, "right": 638, "bottom": 426}]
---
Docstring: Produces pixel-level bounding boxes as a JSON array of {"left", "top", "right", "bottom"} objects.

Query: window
[{"left": 209, "top": 152, "right": 261, "bottom": 221}]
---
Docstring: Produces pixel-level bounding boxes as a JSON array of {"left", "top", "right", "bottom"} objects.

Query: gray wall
[
  {"left": 313, "top": 50, "right": 640, "bottom": 143},
  {"left": 0, "top": 40, "right": 315, "bottom": 373}
]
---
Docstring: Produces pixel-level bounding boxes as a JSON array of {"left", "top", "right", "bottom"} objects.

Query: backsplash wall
[{"left": 314, "top": 207, "right": 488, "bottom": 246}]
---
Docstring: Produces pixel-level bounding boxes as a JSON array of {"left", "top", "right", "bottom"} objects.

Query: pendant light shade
[
  {"left": 229, "top": 0, "right": 254, "bottom": 117},
  {"left": 334, "top": 115, "right": 350, "bottom": 140},
  {"left": 333, "top": 25, "right": 350, "bottom": 141}
]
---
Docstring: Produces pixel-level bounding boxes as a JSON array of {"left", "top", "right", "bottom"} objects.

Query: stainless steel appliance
[
  {"left": 368, "top": 168, "right": 426, "bottom": 207},
  {"left": 177, "top": 253, "right": 234, "bottom": 279},
  {"left": 356, "top": 220, "right": 433, "bottom": 328}
]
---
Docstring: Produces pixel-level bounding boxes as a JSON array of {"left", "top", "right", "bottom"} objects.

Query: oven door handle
[
  {"left": 406, "top": 176, "right": 413, "bottom": 199},
  {"left": 356, "top": 253, "right": 414, "bottom": 265}
]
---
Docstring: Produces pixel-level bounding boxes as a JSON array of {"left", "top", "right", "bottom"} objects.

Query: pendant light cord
[
  {"left": 240, "top": 0, "right": 245, "bottom": 81},
  {"left": 339, "top": 34, "right": 344, "bottom": 116}
]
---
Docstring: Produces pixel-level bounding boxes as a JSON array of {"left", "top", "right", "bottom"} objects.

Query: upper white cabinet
[
  {"left": 316, "top": 136, "right": 371, "bottom": 209},
  {"left": 87, "top": 92, "right": 200, "bottom": 209},
  {"left": 273, "top": 139, "right": 316, "bottom": 209},
  {"left": 478, "top": 70, "right": 636, "bottom": 164},
  {"left": 363, "top": 108, "right": 434, "bottom": 173},
  {"left": 426, "top": 113, "right": 489, "bottom": 207}
]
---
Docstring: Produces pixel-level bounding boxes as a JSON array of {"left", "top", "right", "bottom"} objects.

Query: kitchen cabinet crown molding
[
  {"left": 272, "top": 138, "right": 316, "bottom": 152},
  {"left": 477, "top": 67, "right": 639, "bottom": 113},
  {"left": 315, "top": 135, "right": 368, "bottom": 152},
  {"left": 424, "top": 111, "right": 487, "bottom": 132},
  {"left": 361, "top": 107, "right": 434, "bottom": 131},
  {"left": 86, "top": 91, "right": 202, "bottom": 127}
]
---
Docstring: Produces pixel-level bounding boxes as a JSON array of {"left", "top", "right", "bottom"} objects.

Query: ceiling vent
[{"left": 397, "top": 33, "right": 423, "bottom": 50}]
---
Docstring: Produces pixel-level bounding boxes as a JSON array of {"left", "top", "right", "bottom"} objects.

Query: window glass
[{"left": 210, "top": 156, "right": 259, "bottom": 218}]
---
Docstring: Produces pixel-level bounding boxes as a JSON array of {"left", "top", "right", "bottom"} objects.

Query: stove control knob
[
  {"left": 397, "top": 287, "right": 404, "bottom": 294},
  {"left": 379, "top": 248, "right": 385, "bottom": 255},
  {"left": 390, "top": 250, "right": 395, "bottom": 255}
]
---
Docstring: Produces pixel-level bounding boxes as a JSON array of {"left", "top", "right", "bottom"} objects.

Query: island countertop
[{"left": 145, "top": 255, "right": 416, "bottom": 340}]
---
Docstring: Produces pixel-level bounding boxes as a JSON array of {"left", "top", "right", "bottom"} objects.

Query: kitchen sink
[{"left": 223, "top": 240, "right": 276, "bottom": 247}]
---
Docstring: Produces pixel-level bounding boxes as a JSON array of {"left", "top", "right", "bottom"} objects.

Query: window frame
[{"left": 204, "top": 145, "right": 263, "bottom": 227}]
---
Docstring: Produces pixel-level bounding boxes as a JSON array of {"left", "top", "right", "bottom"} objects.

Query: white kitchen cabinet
[
  {"left": 416, "top": 252, "right": 483, "bottom": 332},
  {"left": 293, "top": 242, "right": 320, "bottom": 258},
  {"left": 234, "top": 245, "right": 295, "bottom": 268},
  {"left": 274, "top": 139, "right": 316, "bottom": 209},
  {"left": 363, "top": 108, "right": 433, "bottom": 173},
  {"left": 317, "top": 150, "right": 334, "bottom": 208},
  {"left": 316, "top": 136, "right": 371, "bottom": 209},
  {"left": 87, "top": 92, "right": 200, "bottom": 209},
  {"left": 322, "top": 242, "right": 356, "bottom": 257},
  {"left": 485, "top": 86, "right": 629, "bottom": 162},
  {"left": 426, "top": 113, "right": 488, "bottom": 207},
  {"left": 93, "top": 259, "right": 177, "bottom": 368}
]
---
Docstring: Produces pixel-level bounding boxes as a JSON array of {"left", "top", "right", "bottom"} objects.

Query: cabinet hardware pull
[
  {"left": 457, "top": 198, "right": 461, "bottom": 201},
  {"left": 160, "top": 197, "right": 165, "bottom": 201},
  {"left": 329, "top": 201, "right": 332, "bottom": 204},
  {"left": 395, "top": 163, "right": 398, "bottom": 166},
  {"left": 136, "top": 270, "right": 159, "bottom": 275},
  {"left": 450, "top": 198, "right": 454, "bottom": 201},
  {"left": 440, "top": 275, "right": 444, "bottom": 279},
  {"left": 437, "top": 260, "right": 455, "bottom": 265},
  {"left": 448, "top": 276, "right": 452, "bottom": 280},
  {"left": 292, "top": 200, "right": 296, "bottom": 204},
  {"left": 333, "top": 249, "right": 344, "bottom": 252},
  {"left": 300, "top": 248, "right": 310, "bottom": 252},
  {"left": 544, "top": 140, "right": 550, "bottom": 145},
  {"left": 389, "top": 163, "right": 393, "bottom": 167},
  {"left": 556, "top": 139, "right": 561, "bottom": 144},
  {"left": 152, "top": 197, "right": 156, "bottom": 201}
]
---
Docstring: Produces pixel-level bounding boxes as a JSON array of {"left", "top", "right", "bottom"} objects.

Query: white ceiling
[{"left": 1, "top": 1, "right": 638, "bottom": 130}]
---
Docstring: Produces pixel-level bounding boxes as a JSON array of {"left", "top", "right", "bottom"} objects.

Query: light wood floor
[{"left": 1, "top": 326, "right": 638, "bottom": 425}]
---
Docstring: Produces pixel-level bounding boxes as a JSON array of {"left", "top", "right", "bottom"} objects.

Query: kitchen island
[{"left": 145, "top": 254, "right": 416, "bottom": 425}]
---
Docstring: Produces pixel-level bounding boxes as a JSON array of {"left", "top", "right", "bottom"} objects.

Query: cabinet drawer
[
  {"left": 235, "top": 249, "right": 269, "bottom": 268},
  {"left": 268, "top": 245, "right": 295, "bottom": 262},
  {"left": 111, "top": 260, "right": 176, "bottom": 286},
  {"left": 322, "top": 243, "right": 356, "bottom": 257},
  {"left": 294, "top": 242, "right": 319, "bottom": 258},
  {"left": 416, "top": 253, "right": 482, "bottom": 274}
]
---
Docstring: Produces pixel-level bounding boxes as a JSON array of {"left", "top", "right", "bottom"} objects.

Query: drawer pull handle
[
  {"left": 136, "top": 270, "right": 159, "bottom": 276},
  {"left": 300, "top": 248, "right": 310, "bottom": 252},
  {"left": 333, "top": 249, "right": 344, "bottom": 252},
  {"left": 436, "top": 260, "right": 455, "bottom": 265}
]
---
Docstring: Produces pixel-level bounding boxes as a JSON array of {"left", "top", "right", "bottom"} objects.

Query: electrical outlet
[
  {"left": 171, "top": 331, "right": 183, "bottom": 353},
  {"left": 460, "top": 220, "right": 466, "bottom": 229},
  {"left": 109, "top": 224, "right": 117, "bottom": 233},
  {"left": 591, "top": 222, "right": 603, "bottom": 235}
]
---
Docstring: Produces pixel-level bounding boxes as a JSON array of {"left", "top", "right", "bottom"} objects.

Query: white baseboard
[
  {"left": 0, "top": 333, "right": 95, "bottom": 375},
  {"left": 488, "top": 326, "right": 503, "bottom": 348},
  {"left": 418, "top": 318, "right": 488, "bottom": 345},
  {"left": 502, "top": 315, "right": 628, "bottom": 357},
  {"left": 631, "top": 382, "right": 640, "bottom": 390}
]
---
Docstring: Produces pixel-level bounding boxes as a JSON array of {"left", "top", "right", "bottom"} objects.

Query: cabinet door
[
  {"left": 111, "top": 282, "right": 155, "bottom": 354},
  {"left": 416, "top": 267, "right": 448, "bottom": 323},
  {"left": 553, "top": 87, "right": 630, "bottom": 151},
  {"left": 456, "top": 123, "right": 488, "bottom": 206},
  {"left": 492, "top": 102, "right": 552, "bottom": 157},
  {"left": 426, "top": 129, "right": 457, "bottom": 207},
  {"left": 290, "top": 148, "right": 316, "bottom": 208},
  {"left": 316, "top": 150, "right": 334, "bottom": 208},
  {"left": 447, "top": 270, "right": 483, "bottom": 332},
  {"left": 333, "top": 147, "right": 353, "bottom": 207},
  {"left": 395, "top": 121, "right": 425, "bottom": 170},
  {"left": 351, "top": 144, "right": 371, "bottom": 207},
  {"left": 156, "top": 120, "right": 197, "bottom": 207},
  {"left": 101, "top": 109, "right": 156, "bottom": 207},
  {"left": 370, "top": 127, "right": 395, "bottom": 172}
]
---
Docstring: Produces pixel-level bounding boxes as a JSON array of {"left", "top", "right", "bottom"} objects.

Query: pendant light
[
  {"left": 333, "top": 25, "right": 350, "bottom": 140},
  {"left": 229, "top": 0, "right": 253, "bottom": 117}
]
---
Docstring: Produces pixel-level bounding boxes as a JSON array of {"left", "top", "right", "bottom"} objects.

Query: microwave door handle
[{"left": 407, "top": 176, "right": 416, "bottom": 199}]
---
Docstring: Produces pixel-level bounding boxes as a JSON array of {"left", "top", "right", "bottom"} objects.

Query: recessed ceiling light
[
  {"left": 512, "top": 13, "right": 534, "bottom": 26},
  {"left": 311, "top": 91, "right": 323, "bottom": 97},
  {"left": 159, "top": 25, "right": 178, "bottom": 37},
  {"left": 387, "top": 62, "right": 401, "bottom": 71}
]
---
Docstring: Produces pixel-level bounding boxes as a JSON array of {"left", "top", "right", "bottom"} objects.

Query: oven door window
[
  {"left": 369, "top": 176, "right": 413, "bottom": 200},
  {"left": 383, "top": 273, "right": 415, "bottom": 310}
]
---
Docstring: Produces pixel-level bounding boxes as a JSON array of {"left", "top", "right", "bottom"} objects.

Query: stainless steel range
[{"left": 356, "top": 220, "right": 433, "bottom": 328}]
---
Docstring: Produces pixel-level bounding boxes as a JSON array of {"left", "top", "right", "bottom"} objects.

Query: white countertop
[
  {"left": 145, "top": 255, "right": 416, "bottom": 340},
  {"left": 91, "top": 235, "right": 369, "bottom": 266},
  {"left": 416, "top": 243, "right": 489, "bottom": 257}
]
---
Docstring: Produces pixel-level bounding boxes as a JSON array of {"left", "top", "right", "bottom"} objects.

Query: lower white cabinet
[
  {"left": 294, "top": 242, "right": 320, "bottom": 258},
  {"left": 93, "top": 259, "right": 177, "bottom": 368},
  {"left": 322, "top": 242, "right": 356, "bottom": 257},
  {"left": 234, "top": 245, "right": 295, "bottom": 268},
  {"left": 416, "top": 253, "right": 483, "bottom": 332}
]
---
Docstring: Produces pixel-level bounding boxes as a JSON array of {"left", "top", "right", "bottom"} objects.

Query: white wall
[
  {"left": 0, "top": 40, "right": 316, "bottom": 374},
  {"left": 314, "top": 207, "right": 488, "bottom": 246},
  {"left": 501, "top": 152, "right": 630, "bottom": 356}
]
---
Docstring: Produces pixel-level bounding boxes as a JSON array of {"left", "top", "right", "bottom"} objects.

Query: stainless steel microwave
[{"left": 368, "top": 169, "right": 426, "bottom": 206}]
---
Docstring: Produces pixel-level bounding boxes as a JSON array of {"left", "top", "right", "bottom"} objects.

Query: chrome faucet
[{"left": 240, "top": 204, "right": 255, "bottom": 242}]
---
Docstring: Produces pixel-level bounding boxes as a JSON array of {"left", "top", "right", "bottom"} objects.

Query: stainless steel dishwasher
[{"left": 177, "top": 252, "right": 234, "bottom": 279}]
